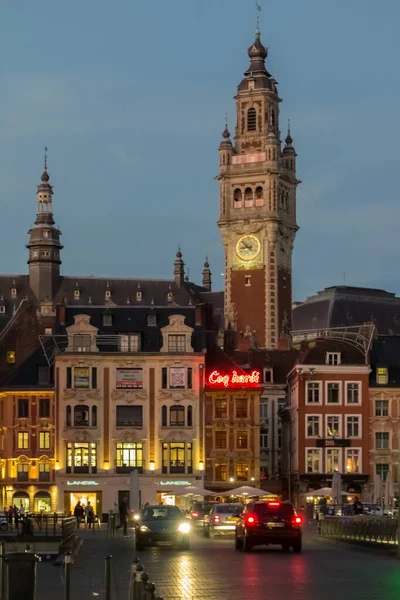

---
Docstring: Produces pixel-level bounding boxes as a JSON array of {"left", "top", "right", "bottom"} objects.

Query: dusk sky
[{"left": 1, "top": 0, "right": 399, "bottom": 301}]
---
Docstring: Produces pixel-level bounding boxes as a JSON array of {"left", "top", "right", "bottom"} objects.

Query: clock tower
[{"left": 217, "top": 30, "right": 299, "bottom": 349}]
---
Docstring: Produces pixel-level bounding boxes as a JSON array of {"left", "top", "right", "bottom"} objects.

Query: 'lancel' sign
[{"left": 66, "top": 481, "right": 100, "bottom": 486}]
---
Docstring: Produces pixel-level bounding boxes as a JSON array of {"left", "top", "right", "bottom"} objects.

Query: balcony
[
  {"left": 66, "top": 466, "right": 97, "bottom": 474},
  {"left": 162, "top": 464, "right": 193, "bottom": 475},
  {"left": 115, "top": 460, "right": 143, "bottom": 474},
  {"left": 38, "top": 471, "right": 51, "bottom": 482},
  {"left": 116, "top": 420, "right": 143, "bottom": 428}
]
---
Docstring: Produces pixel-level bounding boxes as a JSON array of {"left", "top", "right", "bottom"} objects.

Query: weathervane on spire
[
  {"left": 256, "top": 2, "right": 262, "bottom": 32},
  {"left": 44, "top": 144, "right": 48, "bottom": 171},
  {"left": 225, "top": 112, "right": 228, "bottom": 128}
]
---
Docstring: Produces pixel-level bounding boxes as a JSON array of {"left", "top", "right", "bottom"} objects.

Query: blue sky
[{"left": 1, "top": 0, "right": 400, "bottom": 301}]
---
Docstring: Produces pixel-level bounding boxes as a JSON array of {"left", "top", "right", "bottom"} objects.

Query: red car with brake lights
[
  {"left": 235, "top": 501, "right": 303, "bottom": 553},
  {"left": 190, "top": 501, "right": 218, "bottom": 527}
]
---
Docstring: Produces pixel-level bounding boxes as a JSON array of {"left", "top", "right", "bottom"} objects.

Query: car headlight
[
  {"left": 178, "top": 522, "right": 190, "bottom": 533},
  {"left": 139, "top": 525, "right": 150, "bottom": 532},
  {"left": 133, "top": 514, "right": 140, "bottom": 521}
]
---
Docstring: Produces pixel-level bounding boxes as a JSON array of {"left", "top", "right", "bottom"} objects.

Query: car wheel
[
  {"left": 235, "top": 535, "right": 243, "bottom": 550},
  {"left": 282, "top": 544, "right": 290, "bottom": 552},
  {"left": 0, "top": 523, "right": 7, "bottom": 532},
  {"left": 242, "top": 535, "right": 252, "bottom": 553},
  {"left": 292, "top": 540, "right": 302, "bottom": 553},
  {"left": 204, "top": 526, "right": 210, "bottom": 539}
]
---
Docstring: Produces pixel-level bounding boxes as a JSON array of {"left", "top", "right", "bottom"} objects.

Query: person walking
[
  {"left": 352, "top": 497, "right": 363, "bottom": 515},
  {"left": 74, "top": 501, "right": 84, "bottom": 528},
  {"left": 116, "top": 498, "right": 129, "bottom": 537},
  {"left": 85, "top": 501, "right": 94, "bottom": 529}
]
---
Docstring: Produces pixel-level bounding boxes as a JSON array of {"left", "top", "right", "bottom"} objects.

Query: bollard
[
  {"left": 0, "top": 541, "right": 5, "bottom": 600},
  {"left": 132, "top": 564, "right": 144, "bottom": 600},
  {"left": 104, "top": 555, "right": 112, "bottom": 600},
  {"left": 128, "top": 559, "right": 140, "bottom": 600},
  {"left": 64, "top": 551, "right": 72, "bottom": 600},
  {"left": 144, "top": 582, "right": 156, "bottom": 600},
  {"left": 5, "top": 553, "right": 39, "bottom": 600}
]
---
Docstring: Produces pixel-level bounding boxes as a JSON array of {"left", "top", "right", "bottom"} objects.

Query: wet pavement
[{"left": 35, "top": 524, "right": 400, "bottom": 599}]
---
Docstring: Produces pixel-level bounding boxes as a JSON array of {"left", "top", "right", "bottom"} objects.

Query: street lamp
[{"left": 149, "top": 461, "right": 155, "bottom": 471}]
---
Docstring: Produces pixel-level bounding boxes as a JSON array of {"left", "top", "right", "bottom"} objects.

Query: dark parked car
[
  {"left": 235, "top": 501, "right": 302, "bottom": 553},
  {"left": 189, "top": 501, "right": 218, "bottom": 527},
  {"left": 135, "top": 505, "right": 190, "bottom": 550}
]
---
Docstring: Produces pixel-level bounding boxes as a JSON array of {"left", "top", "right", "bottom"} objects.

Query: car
[
  {"left": 204, "top": 503, "right": 244, "bottom": 537},
  {"left": 189, "top": 501, "right": 218, "bottom": 527},
  {"left": 0, "top": 515, "right": 8, "bottom": 532},
  {"left": 135, "top": 505, "right": 191, "bottom": 550},
  {"left": 362, "top": 503, "right": 393, "bottom": 517},
  {"left": 235, "top": 500, "right": 302, "bottom": 553}
]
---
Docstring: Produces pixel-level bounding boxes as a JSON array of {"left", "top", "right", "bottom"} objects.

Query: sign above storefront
[
  {"left": 316, "top": 439, "right": 351, "bottom": 448},
  {"left": 159, "top": 481, "right": 191, "bottom": 486},
  {"left": 207, "top": 370, "right": 260, "bottom": 388},
  {"left": 66, "top": 481, "right": 100, "bottom": 486}
]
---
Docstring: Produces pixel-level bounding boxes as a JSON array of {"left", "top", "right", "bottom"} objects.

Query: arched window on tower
[
  {"left": 244, "top": 187, "right": 253, "bottom": 207},
  {"left": 247, "top": 108, "right": 257, "bottom": 132},
  {"left": 233, "top": 188, "right": 243, "bottom": 209},
  {"left": 271, "top": 109, "right": 276, "bottom": 128},
  {"left": 255, "top": 186, "right": 264, "bottom": 206}
]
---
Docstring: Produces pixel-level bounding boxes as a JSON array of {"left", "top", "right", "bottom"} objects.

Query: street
[{"left": 36, "top": 525, "right": 400, "bottom": 600}]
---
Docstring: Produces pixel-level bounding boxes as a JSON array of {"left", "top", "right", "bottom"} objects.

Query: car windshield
[
  {"left": 253, "top": 503, "right": 294, "bottom": 518},
  {"left": 194, "top": 503, "right": 215, "bottom": 512},
  {"left": 142, "top": 506, "right": 182, "bottom": 521},
  {"left": 216, "top": 504, "right": 243, "bottom": 514}
]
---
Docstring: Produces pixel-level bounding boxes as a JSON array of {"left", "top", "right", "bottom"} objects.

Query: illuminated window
[
  {"left": 120, "top": 334, "right": 140, "bottom": 352},
  {"left": 39, "top": 431, "right": 50, "bottom": 449},
  {"left": 376, "top": 432, "right": 389, "bottom": 450},
  {"left": 306, "top": 449, "right": 321, "bottom": 473},
  {"left": 247, "top": 107, "right": 257, "bottom": 131},
  {"left": 236, "top": 463, "right": 248, "bottom": 481},
  {"left": 215, "top": 463, "right": 227, "bottom": 481},
  {"left": 215, "top": 399, "right": 227, "bottom": 419},
  {"left": 116, "top": 442, "right": 143, "bottom": 472},
  {"left": 377, "top": 368, "right": 388, "bottom": 385},
  {"left": 17, "top": 432, "right": 29, "bottom": 449},
  {"left": 168, "top": 335, "right": 186, "bottom": 352},
  {"left": 346, "top": 383, "right": 360, "bottom": 404},
  {"left": 7, "top": 350, "right": 15, "bottom": 364},
  {"left": 376, "top": 400, "right": 389, "bottom": 417},
  {"left": 17, "top": 463, "right": 29, "bottom": 481},
  {"left": 237, "top": 431, "right": 248, "bottom": 449},
  {"left": 327, "top": 416, "right": 340, "bottom": 437},
  {"left": 67, "top": 442, "right": 97, "bottom": 474},
  {"left": 306, "top": 415, "right": 320, "bottom": 437},
  {"left": 326, "top": 449, "right": 340, "bottom": 472},
  {"left": 346, "top": 449, "right": 360, "bottom": 473},
  {"left": 39, "top": 463, "right": 50, "bottom": 481},
  {"left": 162, "top": 442, "right": 192, "bottom": 474},
  {"left": 236, "top": 399, "right": 248, "bottom": 418},
  {"left": 215, "top": 430, "right": 227, "bottom": 449}
]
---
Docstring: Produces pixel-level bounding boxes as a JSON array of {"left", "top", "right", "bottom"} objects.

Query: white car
[{"left": 362, "top": 503, "right": 393, "bottom": 517}]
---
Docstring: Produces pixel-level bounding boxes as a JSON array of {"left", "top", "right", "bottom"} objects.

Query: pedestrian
[
  {"left": 74, "top": 501, "right": 84, "bottom": 528},
  {"left": 352, "top": 497, "right": 363, "bottom": 515},
  {"left": 116, "top": 497, "right": 129, "bottom": 537},
  {"left": 13, "top": 505, "right": 19, "bottom": 531},
  {"left": 85, "top": 501, "right": 94, "bottom": 529}
]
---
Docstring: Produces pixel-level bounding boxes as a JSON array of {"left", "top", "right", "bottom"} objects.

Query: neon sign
[{"left": 207, "top": 370, "right": 260, "bottom": 388}]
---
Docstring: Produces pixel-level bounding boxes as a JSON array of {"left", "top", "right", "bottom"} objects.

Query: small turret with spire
[
  {"left": 219, "top": 114, "right": 233, "bottom": 168},
  {"left": 282, "top": 119, "right": 297, "bottom": 173},
  {"left": 173, "top": 247, "right": 185, "bottom": 287},
  {"left": 202, "top": 257, "right": 212, "bottom": 291}
]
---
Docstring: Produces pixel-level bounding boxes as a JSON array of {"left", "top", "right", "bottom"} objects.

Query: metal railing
[
  {"left": 0, "top": 514, "right": 75, "bottom": 540},
  {"left": 319, "top": 515, "right": 398, "bottom": 545}
]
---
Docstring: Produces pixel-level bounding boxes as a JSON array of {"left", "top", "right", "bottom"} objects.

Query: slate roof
[
  {"left": 293, "top": 285, "right": 400, "bottom": 335},
  {"left": 298, "top": 339, "right": 366, "bottom": 366},
  {"left": 0, "top": 346, "right": 53, "bottom": 390},
  {"left": 369, "top": 336, "right": 400, "bottom": 387},
  {"left": 0, "top": 275, "right": 35, "bottom": 330}
]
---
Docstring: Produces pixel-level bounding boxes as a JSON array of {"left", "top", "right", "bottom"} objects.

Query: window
[
  {"left": 215, "top": 463, "right": 227, "bottom": 481},
  {"left": 187, "top": 405, "right": 193, "bottom": 427},
  {"left": 236, "top": 398, "right": 248, "bottom": 418},
  {"left": 170, "top": 405, "right": 185, "bottom": 426},
  {"left": 260, "top": 404, "right": 268, "bottom": 420},
  {"left": 215, "top": 399, "right": 227, "bottom": 419},
  {"left": 66, "top": 405, "right": 71, "bottom": 426},
  {"left": 67, "top": 442, "right": 97, "bottom": 474},
  {"left": 161, "top": 405, "right": 167, "bottom": 427},
  {"left": 44, "top": 327, "right": 52, "bottom": 335},
  {"left": 247, "top": 107, "right": 257, "bottom": 131},
  {"left": 39, "top": 463, "right": 50, "bottom": 481},
  {"left": 237, "top": 431, "right": 248, "bottom": 449},
  {"left": 116, "top": 368, "right": 143, "bottom": 390},
  {"left": 38, "top": 366, "right": 50, "bottom": 384},
  {"left": 327, "top": 383, "right": 340, "bottom": 404},
  {"left": 376, "top": 463, "right": 389, "bottom": 481},
  {"left": 92, "top": 367, "right": 97, "bottom": 389},
  {"left": 120, "top": 334, "right": 140, "bottom": 352},
  {"left": 39, "top": 431, "right": 50, "bottom": 449},
  {"left": 306, "top": 415, "right": 320, "bottom": 437},
  {"left": 346, "top": 416, "right": 360, "bottom": 438},
  {"left": 306, "top": 449, "right": 320, "bottom": 473},
  {"left": 0, "top": 306, "right": 5, "bottom": 314},
  {"left": 18, "top": 399, "right": 29, "bottom": 418},
  {"left": 116, "top": 442, "right": 143, "bottom": 472},
  {"left": 306, "top": 382, "right": 320, "bottom": 404},
  {"left": 72, "top": 335, "right": 91, "bottom": 352},
  {"left": 236, "top": 463, "right": 248, "bottom": 481},
  {"left": 17, "top": 463, "right": 29, "bottom": 482},
  {"left": 327, "top": 416, "right": 340, "bottom": 438},
  {"left": 74, "top": 405, "right": 89, "bottom": 427},
  {"left": 17, "top": 432, "right": 29, "bottom": 449},
  {"left": 187, "top": 368, "right": 193, "bottom": 389},
  {"left": 43, "top": 230, "right": 49, "bottom": 238},
  {"left": 215, "top": 430, "right": 227, "bottom": 449},
  {"left": 116, "top": 405, "right": 143, "bottom": 427},
  {"left": 162, "top": 442, "right": 192, "bottom": 474},
  {"left": 66, "top": 367, "right": 72, "bottom": 389},
  {"left": 260, "top": 429, "right": 268, "bottom": 449},
  {"left": 74, "top": 289, "right": 80, "bottom": 299},
  {"left": 245, "top": 276, "right": 251, "bottom": 287},
  {"left": 73, "top": 367, "right": 90, "bottom": 388},
  {"left": 346, "top": 383, "right": 360, "bottom": 405},
  {"left": 263, "top": 369, "right": 273, "bottom": 383},
  {"left": 326, "top": 449, "right": 340, "bottom": 472},
  {"left": 103, "top": 314, "right": 113, "bottom": 326},
  {"left": 376, "top": 400, "right": 389, "bottom": 417},
  {"left": 346, "top": 449, "right": 361, "bottom": 473},
  {"left": 168, "top": 335, "right": 186, "bottom": 352},
  {"left": 39, "top": 398, "right": 50, "bottom": 418},
  {"left": 147, "top": 314, "right": 157, "bottom": 327},
  {"left": 377, "top": 368, "right": 388, "bottom": 385},
  {"left": 376, "top": 432, "right": 389, "bottom": 450},
  {"left": 92, "top": 406, "right": 97, "bottom": 427},
  {"left": 326, "top": 352, "right": 341, "bottom": 365}
]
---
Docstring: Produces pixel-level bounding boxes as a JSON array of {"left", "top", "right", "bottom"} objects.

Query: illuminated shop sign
[
  {"left": 207, "top": 370, "right": 260, "bottom": 388},
  {"left": 66, "top": 481, "right": 100, "bottom": 486},
  {"left": 159, "top": 481, "right": 191, "bottom": 486}
]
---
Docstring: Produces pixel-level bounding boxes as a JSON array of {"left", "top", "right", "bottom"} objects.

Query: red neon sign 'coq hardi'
[{"left": 208, "top": 370, "right": 260, "bottom": 388}]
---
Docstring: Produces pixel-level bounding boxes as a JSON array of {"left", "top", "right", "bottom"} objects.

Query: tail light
[
  {"left": 191, "top": 511, "right": 199, "bottom": 518},
  {"left": 245, "top": 514, "right": 257, "bottom": 526},
  {"left": 292, "top": 515, "right": 302, "bottom": 526},
  {"left": 213, "top": 515, "right": 220, "bottom": 524},
  {"left": 268, "top": 501, "right": 281, "bottom": 507}
]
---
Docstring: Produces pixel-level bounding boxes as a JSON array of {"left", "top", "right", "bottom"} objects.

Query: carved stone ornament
[
  {"left": 162, "top": 430, "right": 192, "bottom": 443},
  {"left": 160, "top": 314, "right": 194, "bottom": 353},
  {"left": 112, "top": 430, "right": 141, "bottom": 443},
  {"left": 63, "top": 389, "right": 101, "bottom": 402},
  {"left": 233, "top": 450, "right": 252, "bottom": 459},
  {"left": 73, "top": 430, "right": 96, "bottom": 443},
  {"left": 157, "top": 391, "right": 198, "bottom": 403},
  {"left": 111, "top": 390, "right": 148, "bottom": 403},
  {"left": 215, "top": 421, "right": 227, "bottom": 429},
  {"left": 232, "top": 222, "right": 264, "bottom": 235}
]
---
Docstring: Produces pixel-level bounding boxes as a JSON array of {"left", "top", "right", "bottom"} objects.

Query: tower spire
[
  {"left": 173, "top": 247, "right": 185, "bottom": 287},
  {"left": 202, "top": 257, "right": 212, "bottom": 292},
  {"left": 44, "top": 144, "right": 48, "bottom": 171}
]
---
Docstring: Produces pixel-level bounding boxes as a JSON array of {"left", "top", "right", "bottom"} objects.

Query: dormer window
[
  {"left": 168, "top": 334, "right": 186, "bottom": 352},
  {"left": 0, "top": 306, "right": 5, "bottom": 314},
  {"left": 11, "top": 288, "right": 17, "bottom": 298},
  {"left": 147, "top": 314, "right": 157, "bottom": 327},
  {"left": 74, "top": 290, "right": 80, "bottom": 299},
  {"left": 263, "top": 368, "right": 273, "bottom": 383},
  {"left": 136, "top": 291, "right": 142, "bottom": 302},
  {"left": 326, "top": 352, "right": 341, "bottom": 366},
  {"left": 167, "top": 292, "right": 173, "bottom": 302},
  {"left": 103, "top": 314, "right": 113, "bottom": 326},
  {"left": 105, "top": 290, "right": 111, "bottom": 300},
  {"left": 377, "top": 367, "right": 388, "bottom": 385}
]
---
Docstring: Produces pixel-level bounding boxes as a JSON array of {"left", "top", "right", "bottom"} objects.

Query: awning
[{"left": 221, "top": 485, "right": 271, "bottom": 497}]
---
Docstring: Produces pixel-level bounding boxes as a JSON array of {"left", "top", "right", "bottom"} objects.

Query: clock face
[{"left": 236, "top": 234, "right": 261, "bottom": 261}]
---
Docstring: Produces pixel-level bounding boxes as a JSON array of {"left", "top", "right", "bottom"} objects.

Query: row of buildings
[{"left": 1, "top": 28, "right": 400, "bottom": 514}]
